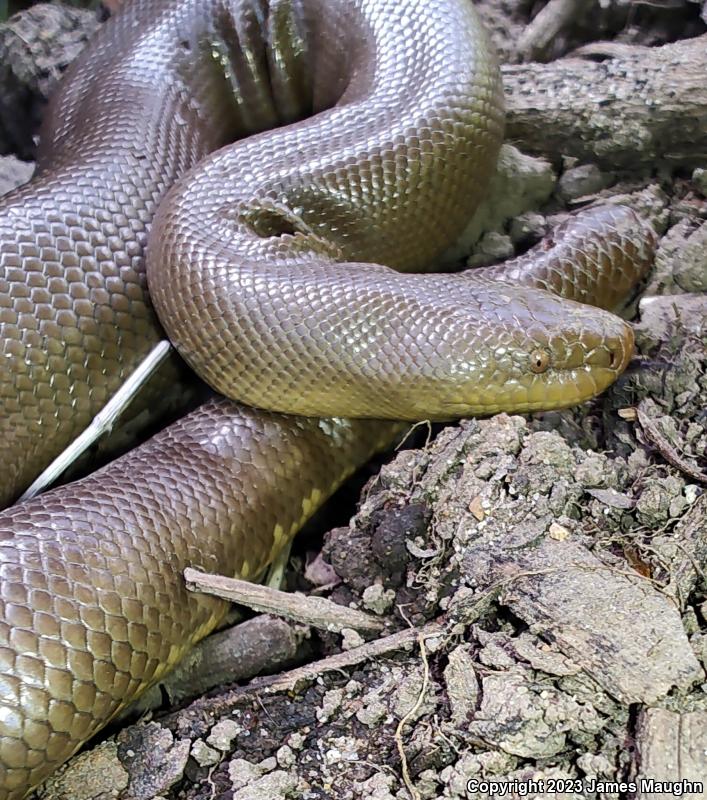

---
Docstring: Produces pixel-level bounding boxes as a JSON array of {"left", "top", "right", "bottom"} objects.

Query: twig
[
  {"left": 184, "top": 567, "right": 384, "bottom": 633},
  {"left": 164, "top": 620, "right": 444, "bottom": 727},
  {"left": 394, "top": 632, "right": 431, "bottom": 800},
  {"left": 517, "top": 0, "right": 586, "bottom": 61},
  {"left": 633, "top": 403, "right": 707, "bottom": 485},
  {"left": 131, "top": 615, "right": 305, "bottom": 714},
  {"left": 19, "top": 340, "right": 172, "bottom": 501}
]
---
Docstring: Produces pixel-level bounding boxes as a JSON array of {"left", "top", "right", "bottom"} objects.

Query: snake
[{"left": 0, "top": 0, "right": 657, "bottom": 796}]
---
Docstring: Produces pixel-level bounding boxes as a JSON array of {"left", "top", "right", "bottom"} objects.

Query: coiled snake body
[{"left": 0, "top": 0, "right": 654, "bottom": 795}]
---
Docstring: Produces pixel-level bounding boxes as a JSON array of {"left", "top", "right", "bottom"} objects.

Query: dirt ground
[{"left": 0, "top": 1, "right": 706, "bottom": 799}]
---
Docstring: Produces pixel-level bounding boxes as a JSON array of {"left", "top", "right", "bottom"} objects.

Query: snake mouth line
[{"left": 436, "top": 362, "right": 627, "bottom": 418}]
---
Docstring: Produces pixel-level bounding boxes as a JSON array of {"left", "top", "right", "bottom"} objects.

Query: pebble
[
  {"left": 190, "top": 740, "right": 220, "bottom": 767},
  {"left": 467, "top": 230, "right": 515, "bottom": 267},
  {"left": 509, "top": 211, "right": 547, "bottom": 246},
  {"left": 557, "top": 163, "right": 611, "bottom": 201},
  {"left": 206, "top": 719, "right": 240, "bottom": 752},
  {"left": 692, "top": 167, "right": 707, "bottom": 196}
]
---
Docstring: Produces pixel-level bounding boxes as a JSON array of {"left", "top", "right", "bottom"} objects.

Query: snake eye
[{"left": 529, "top": 348, "right": 550, "bottom": 374}]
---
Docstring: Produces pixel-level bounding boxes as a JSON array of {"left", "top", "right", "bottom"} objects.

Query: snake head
[{"left": 433, "top": 282, "right": 635, "bottom": 418}]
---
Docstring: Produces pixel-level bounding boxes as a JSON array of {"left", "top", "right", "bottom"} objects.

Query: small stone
[
  {"left": 190, "top": 740, "right": 220, "bottom": 767},
  {"left": 444, "top": 645, "right": 479, "bottom": 726},
  {"left": 635, "top": 477, "right": 685, "bottom": 524},
  {"left": 669, "top": 494, "right": 688, "bottom": 518},
  {"left": 557, "top": 163, "right": 612, "bottom": 201},
  {"left": 304, "top": 551, "right": 339, "bottom": 586},
  {"left": 287, "top": 732, "right": 306, "bottom": 750},
  {"left": 424, "top": 634, "right": 444, "bottom": 653},
  {"left": 587, "top": 487, "right": 635, "bottom": 510},
  {"left": 467, "top": 231, "right": 515, "bottom": 267},
  {"left": 324, "top": 746, "right": 343, "bottom": 764},
  {"left": 509, "top": 211, "right": 547, "bottom": 245},
  {"left": 38, "top": 740, "right": 129, "bottom": 799},
  {"left": 227, "top": 758, "right": 265, "bottom": 791},
  {"left": 477, "top": 633, "right": 517, "bottom": 669},
  {"left": 548, "top": 522, "right": 570, "bottom": 540},
  {"left": 685, "top": 484, "right": 700, "bottom": 504},
  {"left": 416, "top": 769, "right": 441, "bottom": 800},
  {"left": 275, "top": 745, "right": 295, "bottom": 768},
  {"left": 637, "top": 295, "right": 707, "bottom": 348},
  {"left": 0, "top": 155, "right": 34, "bottom": 197},
  {"left": 317, "top": 688, "right": 344, "bottom": 722},
  {"left": 577, "top": 752, "right": 615, "bottom": 778},
  {"left": 232, "top": 769, "right": 298, "bottom": 800},
  {"left": 468, "top": 495, "right": 485, "bottom": 521},
  {"left": 354, "top": 771, "right": 397, "bottom": 800},
  {"left": 392, "top": 668, "right": 435, "bottom": 720},
  {"left": 646, "top": 220, "right": 707, "bottom": 295},
  {"left": 480, "top": 231, "right": 515, "bottom": 259},
  {"left": 672, "top": 221, "right": 707, "bottom": 293},
  {"left": 206, "top": 719, "right": 240, "bottom": 752},
  {"left": 574, "top": 453, "right": 609, "bottom": 488},
  {"left": 362, "top": 583, "right": 395, "bottom": 614},
  {"left": 341, "top": 627, "right": 365, "bottom": 650},
  {"left": 356, "top": 695, "right": 388, "bottom": 726},
  {"left": 521, "top": 431, "right": 574, "bottom": 470},
  {"left": 692, "top": 167, "right": 707, "bottom": 196}
]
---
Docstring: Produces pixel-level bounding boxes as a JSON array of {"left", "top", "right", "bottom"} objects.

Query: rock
[
  {"left": 487, "top": 536, "right": 704, "bottom": 704},
  {"left": 231, "top": 768, "right": 299, "bottom": 800},
  {"left": 634, "top": 709, "right": 707, "bottom": 796},
  {"left": 557, "top": 163, "right": 613, "bottom": 201},
  {"left": 341, "top": 627, "right": 365, "bottom": 650},
  {"left": 692, "top": 166, "right": 707, "bottom": 196},
  {"left": 0, "top": 3, "right": 100, "bottom": 157},
  {"left": 509, "top": 211, "right": 547, "bottom": 246},
  {"left": 228, "top": 758, "right": 269, "bottom": 792},
  {"left": 275, "top": 745, "right": 296, "bottom": 768},
  {"left": 190, "top": 740, "right": 220, "bottom": 768},
  {"left": 649, "top": 219, "right": 707, "bottom": 295},
  {"left": 468, "top": 672, "right": 603, "bottom": 758},
  {"left": 37, "top": 741, "right": 129, "bottom": 800},
  {"left": 466, "top": 230, "right": 515, "bottom": 268},
  {"left": 445, "top": 144, "right": 557, "bottom": 261},
  {"left": 206, "top": 719, "right": 241, "bottom": 752},
  {"left": 117, "top": 723, "right": 190, "bottom": 800},
  {"left": 635, "top": 476, "right": 687, "bottom": 524},
  {"left": 444, "top": 645, "right": 480, "bottom": 726},
  {"left": 636, "top": 294, "right": 707, "bottom": 350},
  {"left": 0, "top": 154, "right": 33, "bottom": 195},
  {"left": 362, "top": 583, "right": 395, "bottom": 614}
]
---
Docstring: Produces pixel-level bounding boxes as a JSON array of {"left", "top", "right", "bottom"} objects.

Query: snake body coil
[{"left": 0, "top": 0, "right": 655, "bottom": 796}]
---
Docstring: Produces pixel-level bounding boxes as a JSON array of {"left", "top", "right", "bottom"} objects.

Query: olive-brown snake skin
[{"left": 0, "top": 0, "right": 656, "bottom": 795}]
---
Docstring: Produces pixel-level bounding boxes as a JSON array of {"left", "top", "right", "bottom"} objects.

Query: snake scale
[{"left": 0, "top": 0, "right": 656, "bottom": 796}]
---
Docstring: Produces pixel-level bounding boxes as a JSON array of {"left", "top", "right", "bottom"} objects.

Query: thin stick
[
  {"left": 517, "top": 0, "right": 584, "bottom": 60},
  {"left": 164, "top": 620, "right": 445, "bottom": 728},
  {"left": 394, "top": 632, "right": 431, "bottom": 800},
  {"left": 185, "top": 567, "right": 385, "bottom": 634},
  {"left": 18, "top": 340, "right": 172, "bottom": 501},
  {"left": 635, "top": 403, "right": 707, "bottom": 485}
]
